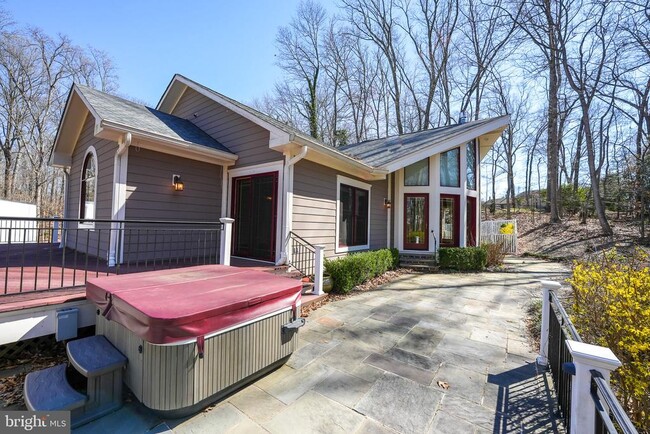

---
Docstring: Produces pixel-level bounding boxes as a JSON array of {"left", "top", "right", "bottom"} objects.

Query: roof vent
[{"left": 459, "top": 111, "right": 467, "bottom": 124}]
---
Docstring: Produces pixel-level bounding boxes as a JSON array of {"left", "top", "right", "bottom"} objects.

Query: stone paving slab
[
  {"left": 73, "top": 257, "right": 569, "bottom": 433},
  {"left": 355, "top": 373, "right": 444, "bottom": 434}
]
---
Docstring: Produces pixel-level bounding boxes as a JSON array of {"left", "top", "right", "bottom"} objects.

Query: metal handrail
[
  {"left": 288, "top": 231, "right": 315, "bottom": 252},
  {"left": 288, "top": 231, "right": 315, "bottom": 278},
  {"left": 591, "top": 370, "right": 639, "bottom": 434}
]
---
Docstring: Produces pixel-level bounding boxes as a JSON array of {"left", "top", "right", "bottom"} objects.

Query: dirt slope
[{"left": 491, "top": 211, "right": 646, "bottom": 261}]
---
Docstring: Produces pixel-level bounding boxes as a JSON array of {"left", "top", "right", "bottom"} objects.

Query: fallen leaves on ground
[{"left": 0, "top": 348, "right": 66, "bottom": 408}]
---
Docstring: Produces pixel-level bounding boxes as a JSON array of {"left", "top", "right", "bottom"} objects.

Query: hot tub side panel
[
  {"left": 189, "top": 309, "right": 296, "bottom": 407},
  {"left": 96, "top": 309, "right": 297, "bottom": 414},
  {"left": 96, "top": 315, "right": 145, "bottom": 400}
]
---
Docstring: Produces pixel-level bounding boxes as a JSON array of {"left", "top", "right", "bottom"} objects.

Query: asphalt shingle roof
[
  {"left": 337, "top": 116, "right": 509, "bottom": 168},
  {"left": 76, "top": 84, "right": 232, "bottom": 154}
]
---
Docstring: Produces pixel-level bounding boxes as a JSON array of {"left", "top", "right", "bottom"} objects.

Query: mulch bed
[{"left": 301, "top": 268, "right": 414, "bottom": 317}]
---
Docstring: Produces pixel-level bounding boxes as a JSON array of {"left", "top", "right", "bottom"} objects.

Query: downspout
[
  {"left": 109, "top": 132, "right": 131, "bottom": 266},
  {"left": 387, "top": 173, "right": 392, "bottom": 249},
  {"left": 60, "top": 168, "right": 70, "bottom": 249},
  {"left": 276, "top": 145, "right": 308, "bottom": 265}
]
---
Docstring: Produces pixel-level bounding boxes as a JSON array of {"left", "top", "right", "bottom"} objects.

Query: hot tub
[{"left": 86, "top": 265, "right": 303, "bottom": 417}]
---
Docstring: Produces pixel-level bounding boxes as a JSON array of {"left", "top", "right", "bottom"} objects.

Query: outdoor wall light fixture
[
  {"left": 384, "top": 198, "right": 392, "bottom": 209},
  {"left": 172, "top": 174, "right": 184, "bottom": 191}
]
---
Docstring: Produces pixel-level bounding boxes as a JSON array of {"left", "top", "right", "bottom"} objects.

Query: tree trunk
[
  {"left": 545, "top": 0, "right": 561, "bottom": 223},
  {"left": 582, "top": 114, "right": 613, "bottom": 235}
]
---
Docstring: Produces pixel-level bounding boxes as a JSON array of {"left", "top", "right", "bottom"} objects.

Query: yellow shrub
[
  {"left": 499, "top": 222, "right": 514, "bottom": 234},
  {"left": 568, "top": 249, "right": 650, "bottom": 430}
]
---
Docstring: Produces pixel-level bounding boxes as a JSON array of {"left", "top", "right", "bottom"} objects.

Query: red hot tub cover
[{"left": 86, "top": 265, "right": 302, "bottom": 344}]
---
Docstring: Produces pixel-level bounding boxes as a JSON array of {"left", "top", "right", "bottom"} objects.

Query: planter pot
[{"left": 322, "top": 274, "right": 333, "bottom": 293}]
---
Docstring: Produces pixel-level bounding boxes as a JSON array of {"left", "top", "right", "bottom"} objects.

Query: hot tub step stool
[
  {"left": 24, "top": 335, "right": 127, "bottom": 428},
  {"left": 24, "top": 364, "right": 87, "bottom": 411}
]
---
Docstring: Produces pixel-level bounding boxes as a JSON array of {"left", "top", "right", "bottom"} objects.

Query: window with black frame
[{"left": 338, "top": 183, "right": 369, "bottom": 248}]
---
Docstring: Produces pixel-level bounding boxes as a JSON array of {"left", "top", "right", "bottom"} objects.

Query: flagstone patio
[{"left": 75, "top": 257, "right": 570, "bottom": 434}]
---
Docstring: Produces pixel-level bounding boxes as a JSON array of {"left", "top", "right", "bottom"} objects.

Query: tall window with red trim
[{"left": 338, "top": 184, "right": 369, "bottom": 247}]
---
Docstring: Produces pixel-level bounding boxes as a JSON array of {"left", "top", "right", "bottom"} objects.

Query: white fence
[
  {"left": 480, "top": 219, "right": 517, "bottom": 253},
  {"left": 0, "top": 200, "right": 38, "bottom": 243}
]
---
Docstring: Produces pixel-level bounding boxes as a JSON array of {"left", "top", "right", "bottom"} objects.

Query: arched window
[{"left": 80, "top": 150, "right": 97, "bottom": 221}]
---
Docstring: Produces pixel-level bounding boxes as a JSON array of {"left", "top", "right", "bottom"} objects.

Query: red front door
[
  {"left": 467, "top": 196, "right": 477, "bottom": 246},
  {"left": 231, "top": 172, "right": 278, "bottom": 261},
  {"left": 440, "top": 194, "right": 460, "bottom": 247},
  {"left": 404, "top": 193, "right": 429, "bottom": 250}
]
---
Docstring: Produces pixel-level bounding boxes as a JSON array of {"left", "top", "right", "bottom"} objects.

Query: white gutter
[
  {"left": 387, "top": 173, "right": 392, "bottom": 249},
  {"left": 277, "top": 146, "right": 308, "bottom": 266},
  {"left": 292, "top": 135, "right": 388, "bottom": 177}
]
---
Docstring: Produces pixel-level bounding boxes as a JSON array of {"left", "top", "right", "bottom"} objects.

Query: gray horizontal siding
[
  {"left": 171, "top": 88, "right": 282, "bottom": 168},
  {"left": 65, "top": 113, "right": 116, "bottom": 260},
  {"left": 125, "top": 148, "right": 222, "bottom": 222},
  {"left": 292, "top": 159, "right": 388, "bottom": 259}
]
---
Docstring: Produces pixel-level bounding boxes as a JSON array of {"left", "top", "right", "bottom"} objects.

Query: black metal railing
[
  {"left": 547, "top": 290, "right": 582, "bottom": 431},
  {"left": 591, "top": 370, "right": 639, "bottom": 434},
  {"left": 288, "top": 231, "right": 315, "bottom": 278},
  {"left": 1, "top": 217, "right": 222, "bottom": 296}
]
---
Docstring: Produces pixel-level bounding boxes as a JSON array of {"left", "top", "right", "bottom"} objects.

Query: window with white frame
[
  {"left": 337, "top": 176, "right": 371, "bottom": 251},
  {"left": 80, "top": 149, "right": 97, "bottom": 221}
]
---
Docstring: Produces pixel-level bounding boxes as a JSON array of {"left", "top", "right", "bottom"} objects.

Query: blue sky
[{"left": 4, "top": 0, "right": 304, "bottom": 106}]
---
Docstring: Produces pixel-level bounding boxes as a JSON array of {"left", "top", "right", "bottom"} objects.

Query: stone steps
[{"left": 399, "top": 254, "right": 438, "bottom": 272}]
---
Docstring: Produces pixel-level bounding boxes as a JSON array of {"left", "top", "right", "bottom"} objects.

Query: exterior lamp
[
  {"left": 172, "top": 174, "right": 184, "bottom": 191},
  {"left": 384, "top": 198, "right": 392, "bottom": 209}
]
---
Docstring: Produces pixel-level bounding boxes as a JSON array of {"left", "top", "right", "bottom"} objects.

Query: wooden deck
[
  {"left": 0, "top": 248, "right": 307, "bottom": 314},
  {"left": 1, "top": 242, "right": 222, "bottom": 297}
]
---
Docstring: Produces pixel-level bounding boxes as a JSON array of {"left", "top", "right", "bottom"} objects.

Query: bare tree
[
  {"left": 512, "top": 0, "right": 563, "bottom": 223},
  {"left": 396, "top": 0, "right": 459, "bottom": 129},
  {"left": 342, "top": 0, "right": 407, "bottom": 134},
  {"left": 0, "top": 10, "right": 118, "bottom": 214},
  {"left": 275, "top": 0, "right": 327, "bottom": 139},
  {"left": 556, "top": 0, "right": 616, "bottom": 234}
]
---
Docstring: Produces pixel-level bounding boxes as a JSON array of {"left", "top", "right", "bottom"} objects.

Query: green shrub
[
  {"left": 325, "top": 248, "right": 399, "bottom": 294},
  {"left": 438, "top": 246, "right": 487, "bottom": 271}
]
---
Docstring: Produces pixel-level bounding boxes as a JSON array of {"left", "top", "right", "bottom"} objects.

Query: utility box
[{"left": 55, "top": 308, "right": 79, "bottom": 341}]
